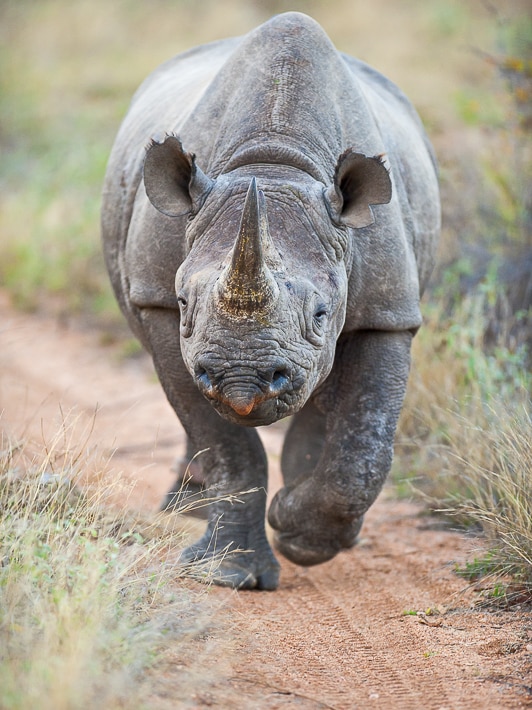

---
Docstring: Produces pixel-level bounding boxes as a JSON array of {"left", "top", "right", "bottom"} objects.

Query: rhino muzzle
[
  {"left": 195, "top": 356, "right": 292, "bottom": 421},
  {"left": 216, "top": 177, "right": 280, "bottom": 318}
]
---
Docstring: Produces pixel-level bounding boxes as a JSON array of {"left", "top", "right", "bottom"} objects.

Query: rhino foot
[
  {"left": 272, "top": 520, "right": 363, "bottom": 567},
  {"left": 180, "top": 532, "right": 280, "bottom": 590},
  {"left": 268, "top": 485, "right": 364, "bottom": 567}
]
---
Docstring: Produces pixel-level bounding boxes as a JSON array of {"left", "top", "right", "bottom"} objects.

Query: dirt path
[{"left": 1, "top": 293, "right": 531, "bottom": 709}]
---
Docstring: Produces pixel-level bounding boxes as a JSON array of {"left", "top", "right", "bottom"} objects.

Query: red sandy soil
[{"left": 1, "top": 292, "right": 531, "bottom": 709}]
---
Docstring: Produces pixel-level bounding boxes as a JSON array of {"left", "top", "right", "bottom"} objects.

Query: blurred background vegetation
[{"left": 1, "top": 0, "right": 530, "bottom": 591}]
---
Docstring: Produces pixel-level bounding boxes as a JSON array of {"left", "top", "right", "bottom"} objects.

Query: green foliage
[
  {"left": 428, "top": 2, "right": 469, "bottom": 39},
  {"left": 0, "top": 0, "right": 516, "bottom": 322},
  {"left": 0, "top": 2, "right": 133, "bottom": 320},
  {"left": 454, "top": 553, "right": 500, "bottom": 581},
  {"left": 453, "top": 88, "right": 505, "bottom": 127}
]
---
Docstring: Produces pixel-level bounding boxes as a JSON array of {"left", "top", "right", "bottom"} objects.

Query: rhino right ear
[
  {"left": 325, "top": 149, "right": 392, "bottom": 229},
  {"left": 143, "top": 135, "right": 214, "bottom": 217}
]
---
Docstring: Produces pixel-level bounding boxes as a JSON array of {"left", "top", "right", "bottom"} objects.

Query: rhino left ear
[
  {"left": 325, "top": 149, "right": 392, "bottom": 229},
  {"left": 143, "top": 135, "right": 214, "bottom": 217}
]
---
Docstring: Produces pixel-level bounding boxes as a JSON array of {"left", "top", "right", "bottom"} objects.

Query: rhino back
[
  {"left": 341, "top": 52, "right": 440, "bottom": 296},
  {"left": 175, "top": 13, "right": 386, "bottom": 180}
]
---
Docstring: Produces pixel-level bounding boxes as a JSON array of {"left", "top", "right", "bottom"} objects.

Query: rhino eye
[
  {"left": 177, "top": 291, "right": 194, "bottom": 337},
  {"left": 313, "top": 304, "right": 327, "bottom": 329}
]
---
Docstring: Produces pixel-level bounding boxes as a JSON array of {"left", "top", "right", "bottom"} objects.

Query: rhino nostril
[
  {"left": 272, "top": 369, "right": 287, "bottom": 385},
  {"left": 259, "top": 363, "right": 289, "bottom": 384},
  {"left": 269, "top": 367, "right": 290, "bottom": 394},
  {"left": 196, "top": 365, "right": 213, "bottom": 391}
]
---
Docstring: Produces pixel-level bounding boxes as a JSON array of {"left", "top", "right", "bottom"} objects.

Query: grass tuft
[
  {"left": 0, "top": 425, "right": 222, "bottom": 710},
  {"left": 438, "top": 406, "right": 532, "bottom": 594},
  {"left": 392, "top": 4, "right": 531, "bottom": 595},
  {"left": 395, "top": 295, "right": 531, "bottom": 602}
]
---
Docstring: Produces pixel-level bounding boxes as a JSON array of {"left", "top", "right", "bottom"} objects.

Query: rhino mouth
[
  {"left": 207, "top": 393, "right": 294, "bottom": 426},
  {"left": 194, "top": 368, "right": 302, "bottom": 426},
  {"left": 193, "top": 353, "right": 305, "bottom": 426}
]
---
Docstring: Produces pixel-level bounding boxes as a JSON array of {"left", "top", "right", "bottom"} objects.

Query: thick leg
[
  {"left": 161, "top": 436, "right": 209, "bottom": 518},
  {"left": 281, "top": 400, "right": 326, "bottom": 486},
  {"left": 268, "top": 330, "right": 412, "bottom": 566},
  {"left": 141, "top": 308, "right": 280, "bottom": 590}
]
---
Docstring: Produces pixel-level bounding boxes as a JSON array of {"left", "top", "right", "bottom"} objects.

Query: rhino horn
[{"left": 217, "top": 178, "right": 279, "bottom": 317}]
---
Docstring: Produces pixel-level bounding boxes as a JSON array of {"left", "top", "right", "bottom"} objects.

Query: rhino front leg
[
  {"left": 268, "top": 329, "right": 412, "bottom": 566},
  {"left": 139, "top": 308, "right": 280, "bottom": 590},
  {"left": 280, "top": 399, "right": 326, "bottom": 485},
  {"left": 161, "top": 436, "right": 209, "bottom": 517}
]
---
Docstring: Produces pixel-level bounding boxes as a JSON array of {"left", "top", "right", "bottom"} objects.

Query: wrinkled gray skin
[{"left": 102, "top": 13, "right": 440, "bottom": 590}]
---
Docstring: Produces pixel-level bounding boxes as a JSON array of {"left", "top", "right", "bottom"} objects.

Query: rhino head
[{"left": 143, "top": 136, "right": 391, "bottom": 426}]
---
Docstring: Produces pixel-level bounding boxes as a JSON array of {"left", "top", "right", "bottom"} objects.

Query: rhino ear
[
  {"left": 325, "top": 149, "right": 392, "bottom": 229},
  {"left": 143, "top": 135, "right": 214, "bottom": 217}
]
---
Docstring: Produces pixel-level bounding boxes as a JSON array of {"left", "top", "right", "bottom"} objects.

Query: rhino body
[{"left": 102, "top": 13, "right": 440, "bottom": 589}]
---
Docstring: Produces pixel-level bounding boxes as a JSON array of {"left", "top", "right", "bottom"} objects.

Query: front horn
[{"left": 217, "top": 178, "right": 279, "bottom": 317}]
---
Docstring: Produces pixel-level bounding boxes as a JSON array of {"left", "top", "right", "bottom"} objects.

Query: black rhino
[{"left": 102, "top": 12, "right": 440, "bottom": 589}]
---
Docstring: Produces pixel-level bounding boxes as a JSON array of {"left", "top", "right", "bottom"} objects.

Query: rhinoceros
[{"left": 102, "top": 12, "right": 440, "bottom": 590}]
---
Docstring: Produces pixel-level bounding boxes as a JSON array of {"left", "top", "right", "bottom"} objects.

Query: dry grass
[
  {"left": 390, "top": 5, "right": 531, "bottom": 589},
  {"left": 394, "top": 292, "right": 532, "bottom": 598},
  {"left": 0, "top": 421, "right": 228, "bottom": 710},
  {"left": 441, "top": 407, "right": 532, "bottom": 582}
]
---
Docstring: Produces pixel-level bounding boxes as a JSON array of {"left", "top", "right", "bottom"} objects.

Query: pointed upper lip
[
  {"left": 225, "top": 394, "right": 256, "bottom": 417},
  {"left": 213, "top": 388, "right": 270, "bottom": 417},
  {"left": 207, "top": 390, "right": 289, "bottom": 426}
]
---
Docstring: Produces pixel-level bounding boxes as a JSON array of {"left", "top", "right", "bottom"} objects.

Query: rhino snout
[{"left": 194, "top": 356, "right": 292, "bottom": 419}]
